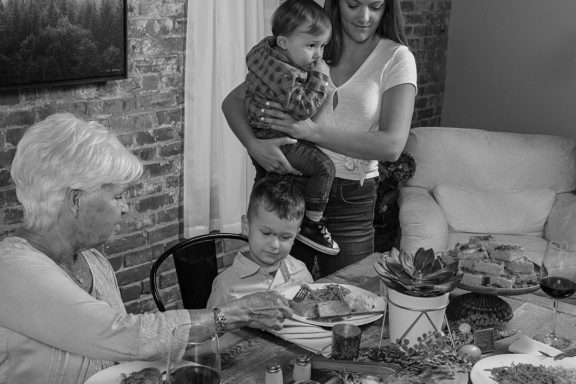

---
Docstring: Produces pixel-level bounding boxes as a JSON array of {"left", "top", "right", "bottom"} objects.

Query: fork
[{"left": 292, "top": 286, "right": 309, "bottom": 302}]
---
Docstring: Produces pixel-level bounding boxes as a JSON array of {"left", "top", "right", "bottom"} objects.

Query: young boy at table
[{"left": 207, "top": 178, "right": 313, "bottom": 308}]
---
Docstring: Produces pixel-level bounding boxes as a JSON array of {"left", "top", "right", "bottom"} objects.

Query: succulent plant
[{"left": 374, "top": 247, "right": 463, "bottom": 297}]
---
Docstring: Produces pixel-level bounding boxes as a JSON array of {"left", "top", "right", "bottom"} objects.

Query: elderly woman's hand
[{"left": 220, "top": 290, "right": 293, "bottom": 331}]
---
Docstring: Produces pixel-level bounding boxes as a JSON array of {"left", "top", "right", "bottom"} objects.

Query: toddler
[{"left": 245, "top": 0, "right": 339, "bottom": 255}]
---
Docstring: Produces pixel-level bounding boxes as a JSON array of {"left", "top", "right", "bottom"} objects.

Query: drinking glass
[
  {"left": 534, "top": 241, "right": 576, "bottom": 349},
  {"left": 332, "top": 323, "right": 362, "bottom": 360},
  {"left": 166, "top": 323, "right": 221, "bottom": 384}
]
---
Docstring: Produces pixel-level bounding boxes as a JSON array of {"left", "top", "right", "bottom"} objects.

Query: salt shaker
[
  {"left": 265, "top": 362, "right": 283, "bottom": 384},
  {"left": 293, "top": 355, "right": 311, "bottom": 383}
]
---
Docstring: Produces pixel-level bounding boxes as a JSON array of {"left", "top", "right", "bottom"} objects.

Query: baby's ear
[
  {"left": 276, "top": 36, "right": 288, "bottom": 50},
  {"left": 241, "top": 215, "right": 249, "bottom": 236}
]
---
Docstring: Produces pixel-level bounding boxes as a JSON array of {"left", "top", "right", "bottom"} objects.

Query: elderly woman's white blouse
[{"left": 0, "top": 236, "right": 190, "bottom": 384}]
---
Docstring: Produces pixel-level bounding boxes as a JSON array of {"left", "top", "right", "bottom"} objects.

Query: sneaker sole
[{"left": 296, "top": 234, "right": 340, "bottom": 255}]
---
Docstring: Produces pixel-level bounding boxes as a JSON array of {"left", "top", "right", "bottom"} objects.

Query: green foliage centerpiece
[
  {"left": 374, "top": 248, "right": 463, "bottom": 347},
  {"left": 374, "top": 247, "right": 462, "bottom": 298}
]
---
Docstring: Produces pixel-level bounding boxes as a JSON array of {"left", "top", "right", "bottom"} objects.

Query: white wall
[{"left": 442, "top": 0, "right": 576, "bottom": 139}]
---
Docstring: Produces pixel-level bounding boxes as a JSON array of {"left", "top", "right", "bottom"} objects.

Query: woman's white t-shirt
[{"left": 314, "top": 39, "right": 417, "bottom": 182}]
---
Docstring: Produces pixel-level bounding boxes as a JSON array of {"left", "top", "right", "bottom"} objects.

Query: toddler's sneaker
[{"left": 297, "top": 217, "right": 340, "bottom": 255}]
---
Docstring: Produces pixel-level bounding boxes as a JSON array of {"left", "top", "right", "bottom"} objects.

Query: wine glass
[
  {"left": 166, "top": 323, "right": 221, "bottom": 384},
  {"left": 534, "top": 241, "right": 576, "bottom": 349}
]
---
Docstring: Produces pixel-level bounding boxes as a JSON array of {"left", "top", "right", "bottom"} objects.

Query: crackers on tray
[{"left": 447, "top": 235, "right": 538, "bottom": 289}]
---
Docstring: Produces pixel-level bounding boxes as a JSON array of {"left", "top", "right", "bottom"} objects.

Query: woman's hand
[
  {"left": 248, "top": 136, "right": 302, "bottom": 176},
  {"left": 261, "top": 101, "right": 318, "bottom": 142},
  {"left": 220, "top": 291, "right": 293, "bottom": 331}
]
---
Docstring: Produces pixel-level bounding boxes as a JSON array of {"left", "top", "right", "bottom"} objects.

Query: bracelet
[{"left": 211, "top": 307, "right": 227, "bottom": 337}]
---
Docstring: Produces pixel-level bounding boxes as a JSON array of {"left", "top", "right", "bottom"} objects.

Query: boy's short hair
[
  {"left": 248, "top": 178, "right": 305, "bottom": 223},
  {"left": 271, "top": 0, "right": 331, "bottom": 37}
]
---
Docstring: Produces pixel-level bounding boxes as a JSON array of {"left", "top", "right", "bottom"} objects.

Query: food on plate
[
  {"left": 453, "top": 236, "right": 538, "bottom": 289},
  {"left": 488, "top": 362, "right": 576, "bottom": 384},
  {"left": 119, "top": 367, "right": 162, "bottom": 384},
  {"left": 491, "top": 244, "right": 524, "bottom": 262},
  {"left": 472, "top": 258, "right": 505, "bottom": 276},
  {"left": 455, "top": 243, "right": 488, "bottom": 270},
  {"left": 315, "top": 300, "right": 351, "bottom": 317},
  {"left": 468, "top": 234, "right": 497, "bottom": 251},
  {"left": 288, "top": 284, "right": 375, "bottom": 318}
]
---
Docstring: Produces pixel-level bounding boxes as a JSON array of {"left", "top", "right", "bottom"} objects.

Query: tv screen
[{"left": 0, "top": 0, "right": 127, "bottom": 91}]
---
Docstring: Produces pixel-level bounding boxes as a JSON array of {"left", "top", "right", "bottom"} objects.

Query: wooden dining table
[{"left": 218, "top": 252, "right": 576, "bottom": 384}]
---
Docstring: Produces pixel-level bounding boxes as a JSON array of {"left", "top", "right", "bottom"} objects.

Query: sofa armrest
[
  {"left": 398, "top": 186, "right": 449, "bottom": 254},
  {"left": 545, "top": 192, "right": 576, "bottom": 242}
]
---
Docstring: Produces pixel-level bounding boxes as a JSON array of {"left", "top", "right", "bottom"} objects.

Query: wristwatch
[{"left": 211, "top": 307, "right": 227, "bottom": 337}]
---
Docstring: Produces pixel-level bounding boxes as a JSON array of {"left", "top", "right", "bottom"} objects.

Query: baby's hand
[{"left": 311, "top": 59, "right": 330, "bottom": 76}]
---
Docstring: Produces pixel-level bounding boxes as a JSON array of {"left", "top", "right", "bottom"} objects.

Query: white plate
[
  {"left": 470, "top": 354, "right": 576, "bottom": 384},
  {"left": 85, "top": 361, "right": 166, "bottom": 384},
  {"left": 281, "top": 283, "right": 386, "bottom": 327}
]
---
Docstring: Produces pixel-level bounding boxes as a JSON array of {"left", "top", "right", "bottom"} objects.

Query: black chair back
[{"left": 150, "top": 233, "right": 248, "bottom": 311}]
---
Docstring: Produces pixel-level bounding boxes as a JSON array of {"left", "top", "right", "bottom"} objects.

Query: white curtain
[{"left": 183, "top": 1, "right": 276, "bottom": 237}]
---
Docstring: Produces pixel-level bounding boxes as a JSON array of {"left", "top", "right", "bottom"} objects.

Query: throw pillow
[
  {"left": 432, "top": 185, "right": 556, "bottom": 235},
  {"left": 545, "top": 192, "right": 576, "bottom": 242}
]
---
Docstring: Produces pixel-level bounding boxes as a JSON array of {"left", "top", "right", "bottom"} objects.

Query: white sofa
[{"left": 398, "top": 127, "right": 576, "bottom": 265}]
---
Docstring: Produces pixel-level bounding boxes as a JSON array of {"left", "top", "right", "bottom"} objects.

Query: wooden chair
[{"left": 149, "top": 233, "right": 248, "bottom": 311}]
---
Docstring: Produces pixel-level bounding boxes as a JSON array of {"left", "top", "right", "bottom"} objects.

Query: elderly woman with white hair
[{"left": 0, "top": 113, "right": 292, "bottom": 384}]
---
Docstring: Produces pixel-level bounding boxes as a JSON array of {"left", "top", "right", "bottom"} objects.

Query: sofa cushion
[
  {"left": 398, "top": 187, "right": 448, "bottom": 255},
  {"left": 545, "top": 192, "right": 576, "bottom": 243},
  {"left": 432, "top": 185, "right": 555, "bottom": 236},
  {"left": 405, "top": 127, "right": 576, "bottom": 193}
]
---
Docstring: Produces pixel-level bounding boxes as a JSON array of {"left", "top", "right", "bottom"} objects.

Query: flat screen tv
[{"left": 0, "top": 0, "right": 127, "bottom": 91}]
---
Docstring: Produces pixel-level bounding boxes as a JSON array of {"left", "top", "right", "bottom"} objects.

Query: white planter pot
[{"left": 387, "top": 289, "right": 449, "bottom": 347}]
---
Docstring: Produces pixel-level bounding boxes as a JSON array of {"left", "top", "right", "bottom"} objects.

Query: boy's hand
[{"left": 311, "top": 59, "right": 330, "bottom": 77}]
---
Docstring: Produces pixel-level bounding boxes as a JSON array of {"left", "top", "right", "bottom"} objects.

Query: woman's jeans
[
  {"left": 313, "top": 177, "right": 377, "bottom": 276},
  {"left": 252, "top": 141, "right": 335, "bottom": 213}
]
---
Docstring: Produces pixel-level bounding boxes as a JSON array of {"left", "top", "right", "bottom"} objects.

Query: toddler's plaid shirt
[{"left": 245, "top": 36, "right": 329, "bottom": 139}]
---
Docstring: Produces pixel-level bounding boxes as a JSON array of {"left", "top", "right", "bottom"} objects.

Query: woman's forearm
[
  {"left": 313, "top": 84, "right": 416, "bottom": 162},
  {"left": 222, "top": 82, "right": 259, "bottom": 153},
  {"left": 315, "top": 128, "right": 405, "bottom": 162}
]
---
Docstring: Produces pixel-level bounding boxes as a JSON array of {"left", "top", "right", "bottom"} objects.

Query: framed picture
[{"left": 0, "top": 0, "right": 127, "bottom": 91}]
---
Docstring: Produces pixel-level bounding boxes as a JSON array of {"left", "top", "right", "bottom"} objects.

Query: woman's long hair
[{"left": 323, "top": 0, "right": 408, "bottom": 66}]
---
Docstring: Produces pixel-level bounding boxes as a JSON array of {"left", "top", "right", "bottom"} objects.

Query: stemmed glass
[
  {"left": 166, "top": 323, "right": 221, "bottom": 384},
  {"left": 534, "top": 241, "right": 576, "bottom": 349}
]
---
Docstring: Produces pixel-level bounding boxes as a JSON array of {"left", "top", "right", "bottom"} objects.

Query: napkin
[
  {"left": 270, "top": 318, "right": 332, "bottom": 357},
  {"left": 508, "top": 334, "right": 562, "bottom": 357}
]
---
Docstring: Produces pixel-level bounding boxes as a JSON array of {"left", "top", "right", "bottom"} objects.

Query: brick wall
[
  {"left": 0, "top": 0, "right": 188, "bottom": 314},
  {"left": 0, "top": 0, "right": 450, "bottom": 314},
  {"left": 405, "top": 0, "right": 451, "bottom": 128}
]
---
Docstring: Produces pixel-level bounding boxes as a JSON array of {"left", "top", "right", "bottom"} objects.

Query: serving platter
[
  {"left": 470, "top": 353, "right": 576, "bottom": 384},
  {"left": 458, "top": 280, "right": 540, "bottom": 296},
  {"left": 281, "top": 283, "right": 386, "bottom": 327},
  {"left": 85, "top": 361, "right": 166, "bottom": 384},
  {"left": 438, "top": 248, "right": 541, "bottom": 296},
  {"left": 85, "top": 360, "right": 197, "bottom": 384}
]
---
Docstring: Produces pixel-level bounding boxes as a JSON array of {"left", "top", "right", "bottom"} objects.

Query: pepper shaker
[
  {"left": 293, "top": 355, "right": 311, "bottom": 383},
  {"left": 265, "top": 362, "right": 283, "bottom": 384}
]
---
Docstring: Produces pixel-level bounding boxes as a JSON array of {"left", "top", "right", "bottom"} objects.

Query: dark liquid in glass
[
  {"left": 170, "top": 365, "right": 221, "bottom": 384},
  {"left": 540, "top": 276, "right": 576, "bottom": 299}
]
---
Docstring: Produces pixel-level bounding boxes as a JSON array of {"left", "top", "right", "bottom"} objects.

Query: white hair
[{"left": 10, "top": 113, "right": 143, "bottom": 232}]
